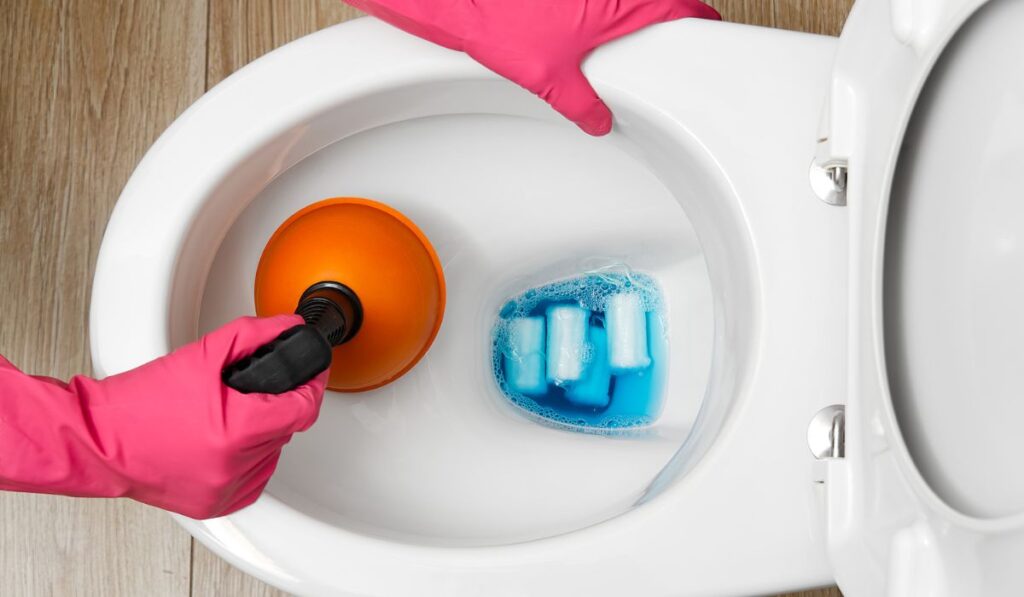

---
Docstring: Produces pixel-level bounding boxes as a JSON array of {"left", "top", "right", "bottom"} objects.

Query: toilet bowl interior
[{"left": 173, "top": 82, "right": 758, "bottom": 546}]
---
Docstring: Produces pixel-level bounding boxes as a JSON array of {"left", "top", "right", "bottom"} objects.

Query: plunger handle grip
[{"left": 222, "top": 282, "right": 363, "bottom": 394}]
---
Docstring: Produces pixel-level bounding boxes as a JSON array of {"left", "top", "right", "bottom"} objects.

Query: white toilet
[{"left": 89, "top": 0, "right": 1024, "bottom": 594}]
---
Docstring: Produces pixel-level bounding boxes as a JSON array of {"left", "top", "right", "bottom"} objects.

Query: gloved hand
[
  {"left": 344, "top": 0, "right": 720, "bottom": 135},
  {"left": 0, "top": 315, "right": 325, "bottom": 519}
]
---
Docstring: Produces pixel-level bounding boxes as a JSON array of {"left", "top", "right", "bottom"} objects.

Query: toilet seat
[{"left": 816, "top": 0, "right": 1024, "bottom": 595}]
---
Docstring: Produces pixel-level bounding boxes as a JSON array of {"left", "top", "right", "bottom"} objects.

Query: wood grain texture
[
  {"left": 0, "top": 0, "right": 206, "bottom": 595},
  {"left": 206, "top": 0, "right": 363, "bottom": 88},
  {"left": 785, "top": 589, "right": 846, "bottom": 597},
  {"left": 775, "top": 0, "right": 855, "bottom": 35},
  {"left": 707, "top": 0, "right": 855, "bottom": 34},
  {"left": 1, "top": 0, "right": 849, "bottom": 596},
  {"left": 191, "top": 542, "right": 289, "bottom": 597},
  {"left": 707, "top": 0, "right": 777, "bottom": 27}
]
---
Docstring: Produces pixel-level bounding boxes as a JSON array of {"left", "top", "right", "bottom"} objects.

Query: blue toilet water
[{"left": 491, "top": 270, "right": 668, "bottom": 432}]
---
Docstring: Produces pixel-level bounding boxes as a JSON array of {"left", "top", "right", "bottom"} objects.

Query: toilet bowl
[{"left": 90, "top": 0, "right": 1024, "bottom": 595}]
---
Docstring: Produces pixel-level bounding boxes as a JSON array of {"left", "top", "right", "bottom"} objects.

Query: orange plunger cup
[{"left": 222, "top": 198, "right": 445, "bottom": 394}]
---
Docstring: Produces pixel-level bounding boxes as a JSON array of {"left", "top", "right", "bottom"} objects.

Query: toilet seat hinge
[
  {"left": 808, "top": 404, "right": 846, "bottom": 460},
  {"left": 809, "top": 158, "right": 849, "bottom": 206}
]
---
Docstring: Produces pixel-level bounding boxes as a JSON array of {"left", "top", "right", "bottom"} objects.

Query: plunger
[{"left": 223, "top": 197, "right": 445, "bottom": 394}]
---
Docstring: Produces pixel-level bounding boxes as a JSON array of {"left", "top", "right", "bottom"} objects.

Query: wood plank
[
  {"left": 206, "top": 0, "right": 363, "bottom": 88},
  {"left": 784, "top": 588, "right": 846, "bottom": 597},
  {"left": 708, "top": 0, "right": 854, "bottom": 35},
  {"left": 707, "top": 0, "right": 777, "bottom": 28},
  {"left": 775, "top": 0, "right": 856, "bottom": 36},
  {"left": 191, "top": 542, "right": 291, "bottom": 597},
  {"left": 0, "top": 0, "right": 206, "bottom": 595}
]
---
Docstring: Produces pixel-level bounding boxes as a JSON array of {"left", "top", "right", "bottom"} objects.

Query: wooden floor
[{"left": 0, "top": 1, "right": 851, "bottom": 595}]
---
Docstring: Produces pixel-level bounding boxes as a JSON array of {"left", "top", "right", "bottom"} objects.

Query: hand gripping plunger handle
[{"left": 222, "top": 282, "right": 363, "bottom": 394}]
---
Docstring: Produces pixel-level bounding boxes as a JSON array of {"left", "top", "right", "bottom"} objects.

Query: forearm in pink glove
[
  {"left": 0, "top": 315, "right": 325, "bottom": 519},
  {"left": 344, "top": 0, "right": 720, "bottom": 135}
]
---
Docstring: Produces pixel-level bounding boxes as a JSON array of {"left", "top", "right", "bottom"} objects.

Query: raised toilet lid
[{"left": 816, "top": 0, "right": 1024, "bottom": 594}]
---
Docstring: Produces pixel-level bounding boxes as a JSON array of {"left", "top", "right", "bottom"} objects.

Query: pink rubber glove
[
  {"left": 344, "top": 0, "right": 720, "bottom": 135},
  {"left": 0, "top": 315, "right": 325, "bottom": 519}
]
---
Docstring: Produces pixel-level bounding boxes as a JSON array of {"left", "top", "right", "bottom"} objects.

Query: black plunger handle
[{"left": 222, "top": 282, "right": 362, "bottom": 394}]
